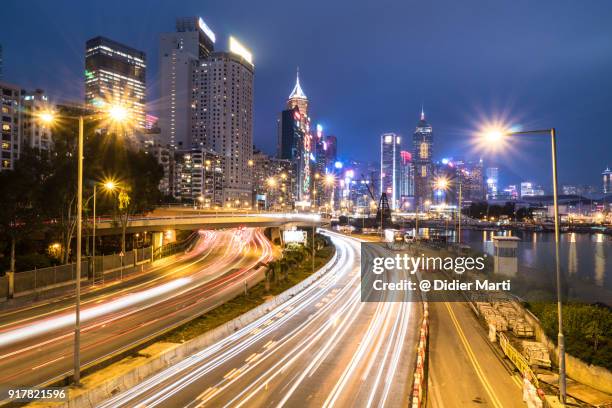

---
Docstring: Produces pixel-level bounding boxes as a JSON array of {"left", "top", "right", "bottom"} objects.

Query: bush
[
  {"left": 16, "top": 253, "right": 53, "bottom": 272},
  {"left": 528, "top": 302, "right": 612, "bottom": 370}
]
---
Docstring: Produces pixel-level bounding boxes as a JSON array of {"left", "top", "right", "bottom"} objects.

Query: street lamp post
[
  {"left": 74, "top": 116, "right": 83, "bottom": 385},
  {"left": 39, "top": 105, "right": 129, "bottom": 386},
  {"left": 92, "top": 180, "right": 117, "bottom": 285},
  {"left": 458, "top": 181, "right": 462, "bottom": 244},
  {"left": 92, "top": 184, "right": 96, "bottom": 282},
  {"left": 484, "top": 127, "right": 565, "bottom": 403}
]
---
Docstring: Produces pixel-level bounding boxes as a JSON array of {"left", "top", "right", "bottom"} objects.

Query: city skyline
[{"left": 1, "top": 0, "right": 612, "bottom": 188}]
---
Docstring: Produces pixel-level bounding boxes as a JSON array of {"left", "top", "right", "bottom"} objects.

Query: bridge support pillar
[
  {"left": 151, "top": 232, "right": 164, "bottom": 260},
  {"left": 269, "top": 227, "right": 284, "bottom": 247}
]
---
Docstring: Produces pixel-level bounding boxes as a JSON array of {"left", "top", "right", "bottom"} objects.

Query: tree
[
  {"left": 117, "top": 188, "right": 131, "bottom": 257},
  {"left": 0, "top": 148, "right": 46, "bottom": 273}
]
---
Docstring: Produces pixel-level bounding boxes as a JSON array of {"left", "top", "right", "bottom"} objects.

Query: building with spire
[
  {"left": 286, "top": 68, "right": 309, "bottom": 117},
  {"left": 412, "top": 108, "right": 434, "bottom": 208},
  {"left": 277, "top": 69, "right": 312, "bottom": 204}
]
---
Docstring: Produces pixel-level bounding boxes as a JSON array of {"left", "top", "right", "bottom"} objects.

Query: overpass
[{"left": 93, "top": 212, "right": 325, "bottom": 236}]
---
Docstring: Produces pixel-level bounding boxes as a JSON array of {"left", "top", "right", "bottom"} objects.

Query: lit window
[{"left": 419, "top": 142, "right": 428, "bottom": 159}]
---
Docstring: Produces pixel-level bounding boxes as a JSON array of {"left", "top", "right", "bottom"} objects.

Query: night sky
[{"left": 2, "top": 0, "right": 612, "bottom": 190}]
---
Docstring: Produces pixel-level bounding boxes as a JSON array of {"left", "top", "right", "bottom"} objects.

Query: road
[
  {"left": 427, "top": 300, "right": 525, "bottom": 407},
  {"left": 0, "top": 228, "right": 274, "bottom": 391},
  {"left": 98, "top": 232, "right": 421, "bottom": 408}
]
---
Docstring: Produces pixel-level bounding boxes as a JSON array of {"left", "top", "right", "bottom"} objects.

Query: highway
[
  {"left": 98, "top": 232, "right": 421, "bottom": 408},
  {"left": 0, "top": 228, "right": 274, "bottom": 390}
]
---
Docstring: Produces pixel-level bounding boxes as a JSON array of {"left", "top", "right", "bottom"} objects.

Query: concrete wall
[{"left": 60, "top": 250, "right": 338, "bottom": 408}]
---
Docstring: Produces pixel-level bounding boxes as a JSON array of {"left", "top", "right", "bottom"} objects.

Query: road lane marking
[
  {"left": 444, "top": 302, "right": 504, "bottom": 408},
  {"left": 31, "top": 355, "right": 64, "bottom": 370}
]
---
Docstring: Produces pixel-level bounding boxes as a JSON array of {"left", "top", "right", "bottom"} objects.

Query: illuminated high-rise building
[
  {"left": 287, "top": 68, "right": 308, "bottom": 117},
  {"left": 278, "top": 71, "right": 311, "bottom": 203},
  {"left": 399, "top": 150, "right": 414, "bottom": 208},
  {"left": 85, "top": 36, "right": 146, "bottom": 129},
  {"left": 380, "top": 132, "right": 401, "bottom": 209},
  {"left": 412, "top": 108, "right": 433, "bottom": 207},
  {"left": 457, "top": 159, "right": 485, "bottom": 204},
  {"left": 0, "top": 81, "right": 21, "bottom": 171},
  {"left": 190, "top": 37, "right": 254, "bottom": 204},
  {"left": 160, "top": 17, "right": 253, "bottom": 204},
  {"left": 485, "top": 167, "right": 499, "bottom": 199},
  {"left": 603, "top": 167, "right": 612, "bottom": 194},
  {"left": 21, "top": 89, "right": 53, "bottom": 152},
  {"left": 159, "top": 17, "right": 215, "bottom": 148}
]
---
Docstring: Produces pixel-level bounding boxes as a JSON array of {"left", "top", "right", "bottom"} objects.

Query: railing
[
  {"left": 499, "top": 332, "right": 539, "bottom": 388},
  {"left": 1, "top": 236, "right": 198, "bottom": 301}
]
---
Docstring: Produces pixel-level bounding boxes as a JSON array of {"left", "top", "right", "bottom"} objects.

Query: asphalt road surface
[
  {"left": 0, "top": 228, "right": 273, "bottom": 391},
  {"left": 98, "top": 231, "right": 422, "bottom": 408},
  {"left": 427, "top": 300, "right": 525, "bottom": 407}
]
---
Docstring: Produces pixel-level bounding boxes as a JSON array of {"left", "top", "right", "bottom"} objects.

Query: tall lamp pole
[
  {"left": 458, "top": 181, "right": 462, "bottom": 244},
  {"left": 39, "top": 105, "right": 129, "bottom": 386},
  {"left": 486, "top": 127, "right": 565, "bottom": 402},
  {"left": 74, "top": 116, "right": 84, "bottom": 384}
]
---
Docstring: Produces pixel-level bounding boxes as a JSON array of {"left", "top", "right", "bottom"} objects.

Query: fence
[
  {"left": 2, "top": 234, "right": 198, "bottom": 300},
  {"left": 11, "top": 261, "right": 88, "bottom": 295}
]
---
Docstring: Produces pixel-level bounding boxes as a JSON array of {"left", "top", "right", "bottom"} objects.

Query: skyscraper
[
  {"left": 380, "top": 132, "right": 401, "bottom": 209},
  {"left": 457, "top": 159, "right": 485, "bottom": 204},
  {"left": 0, "top": 81, "right": 21, "bottom": 171},
  {"left": 21, "top": 89, "right": 53, "bottom": 152},
  {"left": 603, "top": 167, "right": 612, "bottom": 194},
  {"left": 85, "top": 36, "right": 146, "bottom": 129},
  {"left": 324, "top": 135, "right": 337, "bottom": 166},
  {"left": 190, "top": 38, "right": 254, "bottom": 203},
  {"left": 159, "top": 17, "right": 215, "bottom": 148},
  {"left": 277, "top": 106, "right": 303, "bottom": 160},
  {"left": 287, "top": 68, "right": 308, "bottom": 117},
  {"left": 399, "top": 150, "right": 414, "bottom": 208},
  {"left": 278, "top": 71, "right": 311, "bottom": 203},
  {"left": 160, "top": 17, "right": 254, "bottom": 204},
  {"left": 485, "top": 167, "right": 499, "bottom": 199},
  {"left": 412, "top": 108, "right": 433, "bottom": 207}
]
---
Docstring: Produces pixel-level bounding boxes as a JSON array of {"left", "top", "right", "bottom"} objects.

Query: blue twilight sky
[{"left": 2, "top": 0, "right": 612, "bottom": 189}]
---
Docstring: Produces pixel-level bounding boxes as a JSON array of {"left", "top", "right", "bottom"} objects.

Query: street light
[
  {"left": 434, "top": 176, "right": 463, "bottom": 244},
  {"left": 91, "top": 178, "right": 118, "bottom": 284},
  {"left": 38, "top": 104, "right": 129, "bottom": 385},
  {"left": 481, "top": 125, "right": 566, "bottom": 403}
]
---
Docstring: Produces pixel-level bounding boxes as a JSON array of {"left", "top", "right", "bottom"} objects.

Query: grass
[{"left": 159, "top": 244, "right": 335, "bottom": 343}]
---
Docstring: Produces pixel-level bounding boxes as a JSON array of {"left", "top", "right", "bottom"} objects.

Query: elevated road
[
  {"left": 99, "top": 232, "right": 421, "bottom": 408},
  {"left": 0, "top": 229, "right": 273, "bottom": 391},
  {"left": 93, "top": 212, "right": 323, "bottom": 235}
]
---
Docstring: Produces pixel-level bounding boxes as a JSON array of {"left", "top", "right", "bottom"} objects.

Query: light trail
[
  {"left": 0, "top": 277, "right": 191, "bottom": 347},
  {"left": 0, "top": 228, "right": 274, "bottom": 390},
  {"left": 99, "top": 232, "right": 420, "bottom": 408}
]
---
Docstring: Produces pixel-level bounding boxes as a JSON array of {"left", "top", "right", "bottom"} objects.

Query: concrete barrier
[
  {"left": 58, "top": 249, "right": 339, "bottom": 408},
  {"left": 411, "top": 302, "right": 429, "bottom": 408}
]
